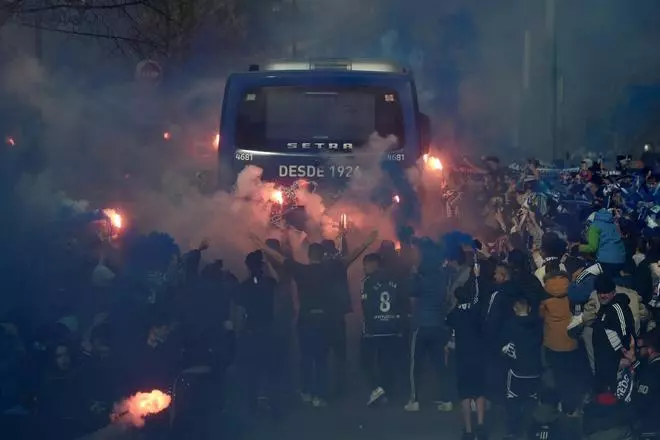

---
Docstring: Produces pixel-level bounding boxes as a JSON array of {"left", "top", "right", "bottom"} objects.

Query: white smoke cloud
[{"left": 1, "top": 54, "right": 413, "bottom": 275}]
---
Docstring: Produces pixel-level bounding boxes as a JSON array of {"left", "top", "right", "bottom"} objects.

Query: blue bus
[{"left": 218, "top": 59, "right": 430, "bottom": 204}]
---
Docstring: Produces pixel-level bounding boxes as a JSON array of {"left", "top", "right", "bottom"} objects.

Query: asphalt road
[
  {"left": 228, "top": 317, "right": 500, "bottom": 440},
  {"left": 242, "top": 397, "right": 476, "bottom": 440}
]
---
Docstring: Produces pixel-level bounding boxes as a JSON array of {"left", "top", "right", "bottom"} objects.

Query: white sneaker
[
  {"left": 367, "top": 387, "right": 386, "bottom": 406},
  {"left": 300, "top": 393, "right": 312, "bottom": 404},
  {"left": 437, "top": 401, "right": 454, "bottom": 412},
  {"left": 312, "top": 397, "right": 327, "bottom": 408},
  {"left": 404, "top": 401, "right": 420, "bottom": 412},
  {"left": 470, "top": 400, "right": 477, "bottom": 412}
]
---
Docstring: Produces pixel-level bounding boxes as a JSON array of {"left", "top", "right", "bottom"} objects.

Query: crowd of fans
[{"left": 1, "top": 154, "right": 660, "bottom": 440}]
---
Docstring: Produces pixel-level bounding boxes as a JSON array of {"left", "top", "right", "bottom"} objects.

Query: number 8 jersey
[{"left": 361, "top": 273, "right": 404, "bottom": 337}]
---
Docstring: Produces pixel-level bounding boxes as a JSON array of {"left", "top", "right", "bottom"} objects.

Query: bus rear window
[{"left": 235, "top": 86, "right": 404, "bottom": 152}]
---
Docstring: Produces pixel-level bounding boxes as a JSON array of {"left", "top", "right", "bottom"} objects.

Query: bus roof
[{"left": 248, "top": 59, "right": 409, "bottom": 74}]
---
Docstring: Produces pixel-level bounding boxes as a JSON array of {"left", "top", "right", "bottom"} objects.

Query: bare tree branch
[
  {"left": 5, "top": 0, "right": 250, "bottom": 63},
  {"left": 0, "top": 0, "right": 25, "bottom": 27},
  {"left": 13, "top": 19, "right": 154, "bottom": 44},
  {"left": 7, "top": 1, "right": 145, "bottom": 14}
]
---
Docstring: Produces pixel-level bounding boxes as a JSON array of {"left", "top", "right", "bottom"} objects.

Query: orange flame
[
  {"left": 113, "top": 390, "right": 171, "bottom": 427},
  {"left": 423, "top": 154, "right": 443, "bottom": 171},
  {"left": 270, "top": 189, "right": 284, "bottom": 205},
  {"left": 213, "top": 132, "right": 220, "bottom": 150},
  {"left": 102, "top": 208, "right": 123, "bottom": 230},
  {"left": 163, "top": 132, "right": 171, "bottom": 140},
  {"left": 395, "top": 241, "right": 402, "bottom": 251},
  {"left": 393, "top": 195, "right": 401, "bottom": 203}
]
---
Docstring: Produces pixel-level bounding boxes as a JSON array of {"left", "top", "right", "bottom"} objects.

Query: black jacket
[
  {"left": 634, "top": 356, "right": 660, "bottom": 432},
  {"left": 500, "top": 314, "right": 543, "bottom": 376},
  {"left": 592, "top": 294, "right": 636, "bottom": 358},
  {"left": 513, "top": 269, "right": 545, "bottom": 316},
  {"left": 446, "top": 303, "right": 483, "bottom": 365},
  {"left": 482, "top": 280, "right": 519, "bottom": 350},
  {"left": 633, "top": 257, "right": 653, "bottom": 304},
  {"left": 592, "top": 294, "right": 636, "bottom": 391}
]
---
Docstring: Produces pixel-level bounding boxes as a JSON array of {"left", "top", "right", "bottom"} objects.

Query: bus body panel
[{"left": 219, "top": 70, "right": 422, "bottom": 194}]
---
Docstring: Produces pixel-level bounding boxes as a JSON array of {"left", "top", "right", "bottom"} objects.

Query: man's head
[
  {"left": 245, "top": 250, "right": 264, "bottom": 275},
  {"left": 308, "top": 243, "right": 325, "bottom": 263},
  {"left": 540, "top": 232, "right": 566, "bottom": 259},
  {"left": 594, "top": 273, "right": 616, "bottom": 305},
  {"left": 446, "top": 246, "right": 467, "bottom": 269},
  {"left": 362, "top": 253, "right": 382, "bottom": 276},
  {"left": 641, "top": 328, "right": 660, "bottom": 359},
  {"left": 53, "top": 344, "right": 71, "bottom": 372},
  {"left": 321, "top": 239, "right": 338, "bottom": 259},
  {"left": 512, "top": 297, "right": 531, "bottom": 316},
  {"left": 493, "top": 264, "right": 511, "bottom": 284}
]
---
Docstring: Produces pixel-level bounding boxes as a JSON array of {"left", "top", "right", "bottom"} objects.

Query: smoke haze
[{"left": 2, "top": 0, "right": 660, "bottom": 275}]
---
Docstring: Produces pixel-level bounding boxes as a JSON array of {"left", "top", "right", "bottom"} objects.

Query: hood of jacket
[
  {"left": 612, "top": 292, "right": 631, "bottom": 308},
  {"left": 545, "top": 275, "right": 569, "bottom": 299},
  {"left": 592, "top": 210, "right": 626, "bottom": 265},
  {"left": 593, "top": 208, "right": 615, "bottom": 224}
]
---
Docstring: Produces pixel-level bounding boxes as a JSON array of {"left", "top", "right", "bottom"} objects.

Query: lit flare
[
  {"left": 163, "top": 132, "right": 171, "bottom": 140},
  {"left": 213, "top": 132, "right": 220, "bottom": 150},
  {"left": 102, "top": 208, "right": 123, "bottom": 230},
  {"left": 270, "top": 189, "right": 284, "bottom": 205},
  {"left": 423, "top": 154, "right": 443, "bottom": 171},
  {"left": 393, "top": 195, "right": 401, "bottom": 204},
  {"left": 339, "top": 213, "right": 348, "bottom": 230},
  {"left": 5, "top": 136, "right": 15, "bottom": 147},
  {"left": 112, "top": 390, "right": 171, "bottom": 428}
]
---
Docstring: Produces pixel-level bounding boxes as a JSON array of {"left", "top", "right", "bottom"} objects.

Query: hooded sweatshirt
[
  {"left": 483, "top": 280, "right": 519, "bottom": 349},
  {"left": 500, "top": 314, "right": 543, "bottom": 376},
  {"left": 540, "top": 274, "right": 577, "bottom": 352},
  {"left": 580, "top": 209, "right": 626, "bottom": 265}
]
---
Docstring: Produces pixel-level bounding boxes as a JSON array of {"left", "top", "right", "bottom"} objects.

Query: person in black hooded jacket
[
  {"left": 500, "top": 296, "right": 543, "bottom": 438},
  {"left": 592, "top": 274, "right": 636, "bottom": 393},
  {"left": 483, "top": 263, "right": 520, "bottom": 404}
]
